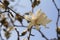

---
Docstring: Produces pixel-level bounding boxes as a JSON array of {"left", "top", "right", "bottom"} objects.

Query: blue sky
[{"left": 1, "top": 0, "right": 60, "bottom": 40}]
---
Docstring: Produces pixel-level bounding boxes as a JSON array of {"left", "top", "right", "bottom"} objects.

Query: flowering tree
[{"left": 0, "top": 0, "right": 60, "bottom": 40}]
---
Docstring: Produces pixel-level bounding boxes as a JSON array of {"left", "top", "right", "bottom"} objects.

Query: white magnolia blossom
[{"left": 24, "top": 9, "right": 51, "bottom": 30}]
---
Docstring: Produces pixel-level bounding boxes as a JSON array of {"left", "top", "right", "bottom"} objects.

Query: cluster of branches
[{"left": 0, "top": 0, "right": 60, "bottom": 40}]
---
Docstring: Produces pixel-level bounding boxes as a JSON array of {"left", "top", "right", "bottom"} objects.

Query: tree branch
[
  {"left": 38, "top": 30, "right": 48, "bottom": 40},
  {"left": 0, "top": 1, "right": 17, "bottom": 14},
  {"left": 28, "top": 27, "right": 32, "bottom": 40},
  {"left": 52, "top": 0, "right": 60, "bottom": 40},
  {"left": 15, "top": 28, "right": 20, "bottom": 40}
]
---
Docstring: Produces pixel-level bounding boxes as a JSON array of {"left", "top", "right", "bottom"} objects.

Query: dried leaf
[
  {"left": 32, "top": 0, "right": 40, "bottom": 8},
  {"left": 57, "top": 27, "right": 60, "bottom": 34},
  {"left": 5, "top": 31, "right": 11, "bottom": 39},
  {"left": 21, "top": 30, "right": 27, "bottom": 36},
  {"left": 15, "top": 13, "right": 24, "bottom": 24},
  {"left": 0, "top": 4, "right": 5, "bottom": 9},
  {"left": 3, "top": 0, "right": 9, "bottom": 9},
  {"left": 0, "top": 14, "right": 5, "bottom": 19},
  {"left": 1, "top": 18, "right": 8, "bottom": 28},
  {"left": 7, "top": 27, "right": 15, "bottom": 32}
]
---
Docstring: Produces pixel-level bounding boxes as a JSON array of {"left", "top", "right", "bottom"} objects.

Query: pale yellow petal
[
  {"left": 28, "top": 22, "right": 33, "bottom": 29},
  {"left": 31, "top": 15, "right": 37, "bottom": 21},
  {"left": 37, "top": 13, "right": 47, "bottom": 24},
  {"left": 24, "top": 15, "right": 31, "bottom": 21},
  {"left": 36, "top": 9, "right": 41, "bottom": 17},
  {"left": 35, "top": 25, "right": 40, "bottom": 30},
  {"left": 41, "top": 18, "right": 51, "bottom": 26},
  {"left": 29, "top": 11, "right": 33, "bottom": 16},
  {"left": 0, "top": 4, "right": 5, "bottom": 9}
]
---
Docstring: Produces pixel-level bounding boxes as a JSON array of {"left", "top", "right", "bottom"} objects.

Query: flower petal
[
  {"left": 24, "top": 15, "right": 31, "bottom": 21},
  {"left": 37, "top": 13, "right": 47, "bottom": 24},
  {"left": 35, "top": 25, "right": 40, "bottom": 30},
  {"left": 36, "top": 9, "right": 41, "bottom": 17},
  {"left": 41, "top": 18, "right": 51, "bottom": 26},
  {"left": 28, "top": 22, "right": 33, "bottom": 30}
]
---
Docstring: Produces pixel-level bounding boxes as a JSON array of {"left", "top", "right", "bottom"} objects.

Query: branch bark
[
  {"left": 28, "top": 27, "right": 33, "bottom": 40},
  {"left": 15, "top": 28, "right": 20, "bottom": 40},
  {"left": 52, "top": 0, "right": 60, "bottom": 40},
  {"left": 38, "top": 30, "right": 48, "bottom": 40}
]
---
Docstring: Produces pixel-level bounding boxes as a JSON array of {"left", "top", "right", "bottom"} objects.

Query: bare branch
[
  {"left": 15, "top": 28, "right": 20, "bottom": 40},
  {"left": 28, "top": 27, "right": 32, "bottom": 40},
  {"left": 52, "top": 0, "right": 60, "bottom": 40},
  {"left": 38, "top": 30, "right": 48, "bottom": 40}
]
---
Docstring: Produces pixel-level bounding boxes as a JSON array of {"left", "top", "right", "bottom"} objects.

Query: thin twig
[
  {"left": 28, "top": 0, "right": 34, "bottom": 40},
  {"left": 28, "top": 27, "right": 32, "bottom": 40},
  {"left": 8, "top": 7, "right": 17, "bottom": 14},
  {"left": 52, "top": 0, "right": 58, "bottom": 10},
  {"left": 38, "top": 30, "right": 48, "bottom": 40},
  {"left": 52, "top": 0, "right": 60, "bottom": 40},
  {"left": 0, "top": 11, "right": 8, "bottom": 13},
  {"left": 14, "top": 25, "right": 36, "bottom": 29},
  {"left": 15, "top": 28, "right": 20, "bottom": 40}
]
